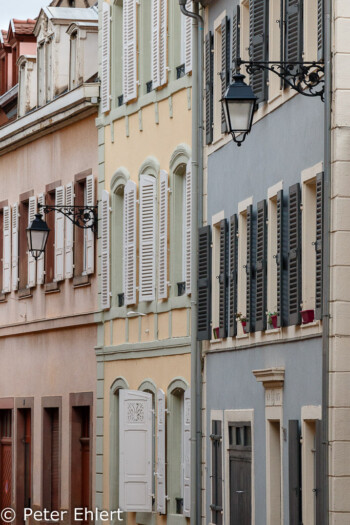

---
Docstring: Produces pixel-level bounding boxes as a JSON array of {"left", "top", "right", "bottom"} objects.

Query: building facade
[
  {"left": 199, "top": 0, "right": 325, "bottom": 523},
  {"left": 95, "top": 1, "right": 193, "bottom": 524},
  {"left": 0, "top": 6, "right": 99, "bottom": 524}
]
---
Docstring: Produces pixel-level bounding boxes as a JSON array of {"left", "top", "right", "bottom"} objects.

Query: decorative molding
[
  {"left": 169, "top": 143, "right": 191, "bottom": 172},
  {"left": 252, "top": 367, "right": 285, "bottom": 388},
  {"left": 110, "top": 167, "right": 130, "bottom": 194},
  {"left": 139, "top": 155, "right": 160, "bottom": 178}
]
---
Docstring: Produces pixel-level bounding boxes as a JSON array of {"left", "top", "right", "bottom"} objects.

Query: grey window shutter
[
  {"left": 205, "top": 32, "right": 214, "bottom": 145},
  {"left": 315, "top": 419, "right": 324, "bottom": 524},
  {"left": 249, "top": 0, "right": 269, "bottom": 103},
  {"left": 231, "top": 6, "right": 240, "bottom": 79},
  {"left": 317, "top": 0, "right": 324, "bottom": 60},
  {"left": 255, "top": 200, "right": 267, "bottom": 331},
  {"left": 210, "top": 420, "right": 223, "bottom": 525},
  {"left": 288, "top": 183, "right": 302, "bottom": 326},
  {"left": 246, "top": 205, "right": 253, "bottom": 333},
  {"left": 198, "top": 225, "right": 212, "bottom": 340},
  {"left": 221, "top": 16, "right": 230, "bottom": 133},
  {"left": 277, "top": 190, "right": 284, "bottom": 328},
  {"left": 229, "top": 214, "right": 238, "bottom": 337},
  {"left": 219, "top": 219, "right": 228, "bottom": 338},
  {"left": 285, "top": 0, "right": 303, "bottom": 63},
  {"left": 288, "top": 420, "right": 302, "bottom": 525},
  {"left": 315, "top": 172, "right": 324, "bottom": 321}
]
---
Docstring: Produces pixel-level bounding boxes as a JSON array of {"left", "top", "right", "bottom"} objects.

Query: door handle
[{"left": 236, "top": 491, "right": 245, "bottom": 494}]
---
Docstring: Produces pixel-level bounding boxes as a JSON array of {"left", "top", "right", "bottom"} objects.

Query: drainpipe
[
  {"left": 322, "top": 0, "right": 331, "bottom": 522},
  {"left": 178, "top": 2, "right": 204, "bottom": 525}
]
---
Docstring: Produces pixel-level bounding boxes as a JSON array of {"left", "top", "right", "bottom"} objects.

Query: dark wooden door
[
  {"left": 0, "top": 410, "right": 12, "bottom": 522},
  {"left": 24, "top": 410, "right": 31, "bottom": 509},
  {"left": 229, "top": 423, "right": 252, "bottom": 525},
  {"left": 51, "top": 411, "right": 59, "bottom": 511}
]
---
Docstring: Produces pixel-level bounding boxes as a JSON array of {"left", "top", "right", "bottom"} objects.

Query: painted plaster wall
[
  {"left": 0, "top": 114, "right": 98, "bottom": 326},
  {"left": 205, "top": 338, "right": 322, "bottom": 525},
  {"left": 0, "top": 324, "right": 97, "bottom": 510}
]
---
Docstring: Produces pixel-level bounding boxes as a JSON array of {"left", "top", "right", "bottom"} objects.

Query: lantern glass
[
  {"left": 226, "top": 100, "right": 255, "bottom": 133},
  {"left": 27, "top": 214, "right": 50, "bottom": 259}
]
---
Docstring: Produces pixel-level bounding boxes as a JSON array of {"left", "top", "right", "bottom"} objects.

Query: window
[
  {"left": 37, "top": 38, "right": 53, "bottom": 106},
  {"left": 112, "top": 180, "right": 125, "bottom": 306},
  {"left": 45, "top": 191, "right": 55, "bottom": 284},
  {"left": 228, "top": 422, "right": 252, "bottom": 524},
  {"left": 18, "top": 199, "right": 30, "bottom": 290},
  {"left": 112, "top": 0, "right": 123, "bottom": 107},
  {"left": 37, "top": 42, "right": 46, "bottom": 106},
  {"left": 73, "top": 175, "right": 95, "bottom": 280},
  {"left": 180, "top": 0, "right": 192, "bottom": 74},
  {"left": 237, "top": 199, "right": 253, "bottom": 334},
  {"left": 2, "top": 206, "right": 11, "bottom": 294},
  {"left": 301, "top": 176, "right": 317, "bottom": 313},
  {"left": 69, "top": 32, "right": 78, "bottom": 90},
  {"left": 211, "top": 212, "right": 226, "bottom": 338},
  {"left": 123, "top": 0, "right": 138, "bottom": 103},
  {"left": 139, "top": 174, "right": 156, "bottom": 302},
  {"left": 123, "top": 180, "right": 137, "bottom": 305},
  {"left": 267, "top": 183, "right": 283, "bottom": 328}
]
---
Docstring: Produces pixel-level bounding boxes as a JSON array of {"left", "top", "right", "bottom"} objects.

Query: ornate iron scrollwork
[{"left": 38, "top": 203, "right": 98, "bottom": 232}]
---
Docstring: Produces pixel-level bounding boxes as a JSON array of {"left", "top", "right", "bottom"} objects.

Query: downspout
[
  {"left": 322, "top": 0, "right": 331, "bottom": 522},
  {"left": 178, "top": 2, "right": 204, "bottom": 525}
]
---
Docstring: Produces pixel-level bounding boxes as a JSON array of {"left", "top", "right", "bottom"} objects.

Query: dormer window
[
  {"left": 37, "top": 36, "right": 53, "bottom": 107},
  {"left": 69, "top": 31, "right": 78, "bottom": 89}
]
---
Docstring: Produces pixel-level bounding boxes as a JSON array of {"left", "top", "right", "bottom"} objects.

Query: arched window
[{"left": 111, "top": 169, "right": 129, "bottom": 307}]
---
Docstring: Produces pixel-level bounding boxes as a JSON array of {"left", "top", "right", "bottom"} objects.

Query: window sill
[
  {"left": 18, "top": 287, "right": 33, "bottom": 299},
  {"left": 236, "top": 333, "right": 249, "bottom": 340},
  {"left": 210, "top": 338, "right": 222, "bottom": 343},
  {"left": 300, "top": 320, "right": 320, "bottom": 329},
  {"left": 265, "top": 328, "right": 282, "bottom": 334},
  {"left": 73, "top": 274, "right": 91, "bottom": 288},
  {"left": 44, "top": 282, "right": 60, "bottom": 294}
]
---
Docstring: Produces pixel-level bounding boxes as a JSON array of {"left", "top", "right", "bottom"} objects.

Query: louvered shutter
[
  {"left": 317, "top": 0, "right": 323, "bottom": 60},
  {"left": 119, "top": 389, "right": 153, "bottom": 512},
  {"left": 210, "top": 420, "right": 223, "bottom": 525},
  {"left": 315, "top": 173, "right": 324, "bottom": 321},
  {"left": 219, "top": 219, "right": 228, "bottom": 338},
  {"left": 231, "top": 5, "right": 240, "bottom": 79},
  {"left": 123, "top": 181, "right": 137, "bottom": 305},
  {"left": 183, "top": 388, "right": 191, "bottom": 518},
  {"left": 156, "top": 389, "right": 166, "bottom": 514},
  {"left": 246, "top": 205, "right": 253, "bottom": 332},
  {"left": 229, "top": 214, "right": 238, "bottom": 337},
  {"left": 123, "top": 0, "right": 137, "bottom": 103},
  {"left": 276, "top": 190, "right": 284, "bottom": 327},
  {"left": 27, "top": 196, "right": 37, "bottom": 288},
  {"left": 315, "top": 419, "right": 323, "bottom": 524},
  {"left": 184, "top": 0, "right": 192, "bottom": 74},
  {"left": 288, "top": 420, "right": 301, "bottom": 525},
  {"left": 101, "top": 1, "right": 111, "bottom": 113},
  {"left": 197, "top": 226, "right": 211, "bottom": 341},
  {"left": 221, "top": 16, "right": 230, "bottom": 134},
  {"left": 139, "top": 175, "right": 156, "bottom": 302},
  {"left": 255, "top": 200, "right": 267, "bottom": 331},
  {"left": 288, "top": 183, "right": 301, "bottom": 326},
  {"left": 184, "top": 160, "right": 192, "bottom": 294},
  {"left": 159, "top": 0, "right": 168, "bottom": 86},
  {"left": 151, "top": 0, "right": 160, "bottom": 89},
  {"left": 65, "top": 184, "right": 74, "bottom": 279},
  {"left": 285, "top": 0, "right": 303, "bottom": 63},
  {"left": 54, "top": 186, "right": 65, "bottom": 282},
  {"left": 158, "top": 170, "right": 168, "bottom": 300},
  {"left": 85, "top": 175, "right": 94, "bottom": 275},
  {"left": 249, "top": 0, "right": 268, "bottom": 102},
  {"left": 11, "top": 203, "right": 19, "bottom": 291},
  {"left": 37, "top": 194, "right": 45, "bottom": 285},
  {"left": 2, "top": 206, "right": 11, "bottom": 293},
  {"left": 101, "top": 190, "right": 110, "bottom": 310},
  {"left": 205, "top": 32, "right": 213, "bottom": 145}
]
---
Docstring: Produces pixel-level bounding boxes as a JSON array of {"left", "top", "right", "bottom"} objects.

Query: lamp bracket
[
  {"left": 38, "top": 203, "right": 98, "bottom": 232},
  {"left": 236, "top": 59, "right": 325, "bottom": 101}
]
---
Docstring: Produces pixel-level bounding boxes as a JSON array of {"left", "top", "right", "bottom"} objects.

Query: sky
[{"left": 0, "top": 0, "right": 50, "bottom": 31}]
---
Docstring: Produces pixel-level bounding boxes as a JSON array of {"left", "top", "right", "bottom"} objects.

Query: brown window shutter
[
  {"left": 219, "top": 219, "right": 228, "bottom": 338},
  {"left": 229, "top": 214, "right": 238, "bottom": 337},
  {"left": 288, "top": 183, "right": 302, "bottom": 326},
  {"left": 288, "top": 420, "right": 301, "bottom": 525},
  {"left": 197, "top": 225, "right": 212, "bottom": 341},
  {"left": 315, "top": 172, "right": 324, "bottom": 321},
  {"left": 255, "top": 200, "right": 267, "bottom": 331},
  {"left": 246, "top": 205, "right": 253, "bottom": 332},
  {"left": 276, "top": 190, "right": 284, "bottom": 327}
]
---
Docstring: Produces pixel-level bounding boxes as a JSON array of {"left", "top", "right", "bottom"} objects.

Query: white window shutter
[
  {"left": 123, "top": 0, "right": 137, "bottom": 103},
  {"left": 11, "top": 203, "right": 19, "bottom": 291},
  {"left": 101, "top": 190, "right": 110, "bottom": 310},
  {"left": 139, "top": 175, "right": 156, "bottom": 302},
  {"left": 54, "top": 186, "right": 65, "bottom": 282},
  {"left": 101, "top": 1, "right": 111, "bottom": 113},
  {"left": 27, "top": 196, "right": 37, "bottom": 288},
  {"left": 184, "top": 0, "right": 192, "bottom": 74},
  {"left": 119, "top": 389, "right": 153, "bottom": 512},
  {"left": 159, "top": 0, "right": 168, "bottom": 86},
  {"left": 184, "top": 160, "right": 192, "bottom": 294},
  {"left": 123, "top": 180, "right": 137, "bottom": 305},
  {"left": 65, "top": 184, "right": 74, "bottom": 279},
  {"left": 158, "top": 170, "right": 168, "bottom": 300},
  {"left": 183, "top": 387, "right": 191, "bottom": 517},
  {"left": 151, "top": 0, "right": 160, "bottom": 89},
  {"left": 85, "top": 174, "right": 95, "bottom": 275},
  {"left": 157, "top": 388, "right": 166, "bottom": 514},
  {"left": 37, "top": 194, "right": 45, "bottom": 284},
  {"left": 2, "top": 206, "right": 11, "bottom": 293}
]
